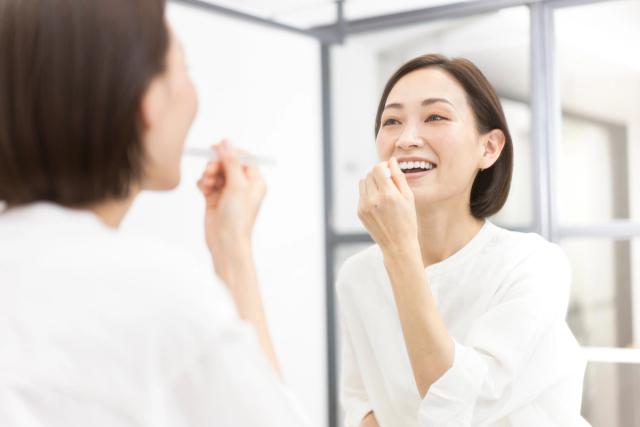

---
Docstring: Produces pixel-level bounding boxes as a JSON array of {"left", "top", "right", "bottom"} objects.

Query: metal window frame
[
  {"left": 168, "top": 1, "right": 639, "bottom": 426},
  {"left": 170, "top": 0, "right": 336, "bottom": 41}
]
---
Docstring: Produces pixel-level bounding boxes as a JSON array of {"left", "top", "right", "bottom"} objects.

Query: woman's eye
[
  {"left": 383, "top": 118, "right": 400, "bottom": 126},
  {"left": 426, "top": 114, "right": 446, "bottom": 122}
]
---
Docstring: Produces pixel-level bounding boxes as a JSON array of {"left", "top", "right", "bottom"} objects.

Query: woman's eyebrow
[{"left": 384, "top": 98, "right": 454, "bottom": 110}]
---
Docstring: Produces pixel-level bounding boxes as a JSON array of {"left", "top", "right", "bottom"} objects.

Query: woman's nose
[{"left": 396, "top": 125, "right": 424, "bottom": 150}]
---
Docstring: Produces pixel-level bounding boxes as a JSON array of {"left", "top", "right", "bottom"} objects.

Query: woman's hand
[
  {"left": 359, "top": 411, "right": 380, "bottom": 427},
  {"left": 358, "top": 157, "right": 419, "bottom": 257},
  {"left": 197, "top": 140, "right": 266, "bottom": 276},
  {"left": 196, "top": 140, "right": 282, "bottom": 377}
]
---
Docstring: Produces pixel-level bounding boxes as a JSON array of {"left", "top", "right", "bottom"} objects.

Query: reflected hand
[{"left": 358, "top": 157, "right": 419, "bottom": 256}]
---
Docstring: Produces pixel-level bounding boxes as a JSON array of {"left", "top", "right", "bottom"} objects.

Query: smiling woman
[
  {"left": 373, "top": 54, "right": 513, "bottom": 219},
  {"left": 338, "top": 54, "right": 590, "bottom": 427}
]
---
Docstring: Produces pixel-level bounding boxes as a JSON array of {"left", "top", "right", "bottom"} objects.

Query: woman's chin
[
  {"left": 164, "top": 176, "right": 181, "bottom": 191},
  {"left": 408, "top": 185, "right": 441, "bottom": 204},
  {"left": 142, "top": 173, "right": 181, "bottom": 192},
  {"left": 405, "top": 172, "right": 436, "bottom": 190}
]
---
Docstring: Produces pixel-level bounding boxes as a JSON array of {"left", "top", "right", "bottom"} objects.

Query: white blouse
[
  {"left": 0, "top": 203, "right": 309, "bottom": 427},
  {"left": 337, "top": 220, "right": 591, "bottom": 427}
]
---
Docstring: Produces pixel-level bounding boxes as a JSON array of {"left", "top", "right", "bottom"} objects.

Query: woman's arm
[
  {"left": 358, "top": 158, "right": 453, "bottom": 397},
  {"left": 197, "top": 140, "right": 281, "bottom": 377},
  {"left": 212, "top": 239, "right": 282, "bottom": 378},
  {"left": 360, "top": 411, "right": 380, "bottom": 427},
  {"left": 359, "top": 159, "right": 577, "bottom": 427},
  {"left": 381, "top": 246, "right": 454, "bottom": 397}
]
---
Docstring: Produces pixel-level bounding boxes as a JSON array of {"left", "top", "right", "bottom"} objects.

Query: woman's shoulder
[
  {"left": 335, "top": 244, "right": 386, "bottom": 293},
  {"left": 480, "top": 225, "right": 573, "bottom": 317},
  {"left": 486, "top": 223, "right": 571, "bottom": 282},
  {"left": 489, "top": 223, "right": 567, "bottom": 261},
  {"left": 0, "top": 202, "right": 233, "bottom": 322},
  {"left": 0, "top": 204, "right": 242, "bottom": 385}
]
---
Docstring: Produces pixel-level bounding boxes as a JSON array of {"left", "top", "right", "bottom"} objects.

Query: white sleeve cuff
[{"left": 418, "top": 340, "right": 487, "bottom": 426}]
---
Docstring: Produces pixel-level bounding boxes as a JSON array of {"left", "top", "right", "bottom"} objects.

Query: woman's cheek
[
  {"left": 375, "top": 135, "right": 393, "bottom": 157},
  {"left": 378, "top": 128, "right": 400, "bottom": 149}
]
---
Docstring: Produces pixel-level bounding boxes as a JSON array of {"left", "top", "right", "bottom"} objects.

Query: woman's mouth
[{"left": 398, "top": 160, "right": 437, "bottom": 179}]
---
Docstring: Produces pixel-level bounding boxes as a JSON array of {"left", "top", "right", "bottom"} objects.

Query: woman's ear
[
  {"left": 139, "top": 77, "right": 166, "bottom": 131},
  {"left": 479, "top": 129, "right": 506, "bottom": 170}
]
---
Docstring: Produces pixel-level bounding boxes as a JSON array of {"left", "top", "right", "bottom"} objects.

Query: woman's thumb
[{"left": 218, "top": 142, "right": 245, "bottom": 187}]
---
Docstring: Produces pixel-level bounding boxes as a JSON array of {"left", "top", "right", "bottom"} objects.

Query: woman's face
[
  {"left": 376, "top": 67, "right": 494, "bottom": 210},
  {"left": 140, "top": 26, "right": 198, "bottom": 191}
]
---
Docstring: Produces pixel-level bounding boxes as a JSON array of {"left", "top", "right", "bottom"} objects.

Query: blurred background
[{"left": 124, "top": 1, "right": 640, "bottom": 426}]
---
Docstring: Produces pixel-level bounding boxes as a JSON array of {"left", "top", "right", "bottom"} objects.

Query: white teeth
[{"left": 398, "top": 160, "right": 436, "bottom": 171}]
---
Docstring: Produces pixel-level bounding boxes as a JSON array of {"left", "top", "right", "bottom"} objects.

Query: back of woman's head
[{"left": 0, "top": 0, "right": 168, "bottom": 207}]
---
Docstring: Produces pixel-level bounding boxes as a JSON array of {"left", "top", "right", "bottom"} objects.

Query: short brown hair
[
  {"left": 375, "top": 54, "right": 513, "bottom": 219},
  {"left": 0, "top": 0, "right": 168, "bottom": 207}
]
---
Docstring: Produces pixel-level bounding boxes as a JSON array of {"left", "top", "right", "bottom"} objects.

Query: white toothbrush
[{"left": 184, "top": 146, "right": 276, "bottom": 166}]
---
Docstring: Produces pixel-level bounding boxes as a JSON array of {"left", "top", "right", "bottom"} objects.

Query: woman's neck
[
  {"left": 88, "top": 191, "right": 139, "bottom": 229},
  {"left": 415, "top": 200, "right": 484, "bottom": 268}
]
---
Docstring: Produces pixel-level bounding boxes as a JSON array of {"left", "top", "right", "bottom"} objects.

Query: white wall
[
  {"left": 122, "top": 3, "right": 327, "bottom": 426},
  {"left": 331, "top": 42, "right": 380, "bottom": 233}
]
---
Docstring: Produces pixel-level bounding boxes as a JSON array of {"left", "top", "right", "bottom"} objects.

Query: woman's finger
[
  {"left": 197, "top": 178, "right": 213, "bottom": 196},
  {"left": 388, "top": 157, "right": 412, "bottom": 196},
  {"left": 244, "top": 163, "right": 262, "bottom": 182},
  {"left": 197, "top": 173, "right": 217, "bottom": 188},
  {"left": 218, "top": 142, "right": 245, "bottom": 188},
  {"left": 205, "top": 160, "right": 221, "bottom": 174},
  {"left": 371, "top": 162, "right": 396, "bottom": 194},
  {"left": 364, "top": 173, "right": 377, "bottom": 203},
  {"left": 357, "top": 179, "right": 369, "bottom": 222},
  {"left": 366, "top": 171, "right": 379, "bottom": 192}
]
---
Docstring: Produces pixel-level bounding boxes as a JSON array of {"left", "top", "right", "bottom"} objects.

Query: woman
[
  {"left": 337, "top": 55, "right": 589, "bottom": 427},
  {"left": 0, "top": 0, "right": 307, "bottom": 425}
]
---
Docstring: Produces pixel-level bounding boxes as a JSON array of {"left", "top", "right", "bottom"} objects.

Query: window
[{"left": 554, "top": 2, "right": 640, "bottom": 424}]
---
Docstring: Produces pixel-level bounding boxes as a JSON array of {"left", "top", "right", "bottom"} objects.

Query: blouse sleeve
[
  {"left": 166, "top": 318, "right": 312, "bottom": 427},
  {"left": 418, "top": 245, "right": 573, "bottom": 426},
  {"left": 340, "top": 317, "right": 373, "bottom": 427},
  {"left": 157, "top": 259, "right": 312, "bottom": 427}
]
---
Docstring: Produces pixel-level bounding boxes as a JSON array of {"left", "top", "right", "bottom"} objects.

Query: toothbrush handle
[{"left": 183, "top": 147, "right": 276, "bottom": 166}]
